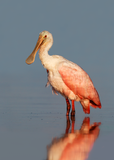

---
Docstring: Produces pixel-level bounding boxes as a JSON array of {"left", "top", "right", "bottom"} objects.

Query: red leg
[
  {"left": 66, "top": 98, "right": 71, "bottom": 116},
  {"left": 65, "top": 116, "right": 70, "bottom": 134},
  {"left": 71, "top": 118, "right": 75, "bottom": 133},
  {"left": 71, "top": 100, "right": 75, "bottom": 116}
]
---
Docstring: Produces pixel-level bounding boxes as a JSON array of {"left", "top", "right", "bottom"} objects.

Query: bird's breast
[
  {"left": 48, "top": 70, "right": 79, "bottom": 101},
  {"left": 48, "top": 70, "right": 63, "bottom": 92}
]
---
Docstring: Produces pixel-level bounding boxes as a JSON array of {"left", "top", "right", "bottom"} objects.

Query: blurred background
[{"left": 0, "top": 0, "right": 114, "bottom": 160}]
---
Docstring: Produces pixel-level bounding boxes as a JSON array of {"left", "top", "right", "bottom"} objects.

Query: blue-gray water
[
  {"left": 0, "top": 0, "right": 114, "bottom": 159},
  {"left": 0, "top": 73, "right": 114, "bottom": 160}
]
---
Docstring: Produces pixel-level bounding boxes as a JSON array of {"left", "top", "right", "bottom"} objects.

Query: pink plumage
[
  {"left": 59, "top": 65, "right": 101, "bottom": 114},
  {"left": 25, "top": 30, "right": 102, "bottom": 116}
]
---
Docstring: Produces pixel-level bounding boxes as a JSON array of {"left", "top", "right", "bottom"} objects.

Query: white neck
[{"left": 39, "top": 43, "right": 52, "bottom": 70}]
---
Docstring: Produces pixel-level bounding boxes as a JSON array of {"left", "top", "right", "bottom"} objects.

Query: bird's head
[{"left": 25, "top": 30, "right": 53, "bottom": 65}]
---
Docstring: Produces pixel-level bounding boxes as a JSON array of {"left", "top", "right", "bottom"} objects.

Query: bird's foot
[
  {"left": 71, "top": 110, "right": 75, "bottom": 117},
  {"left": 71, "top": 115, "right": 75, "bottom": 121},
  {"left": 66, "top": 112, "right": 69, "bottom": 116}
]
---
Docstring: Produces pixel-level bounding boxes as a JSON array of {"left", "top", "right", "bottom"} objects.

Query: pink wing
[{"left": 58, "top": 64, "right": 101, "bottom": 108}]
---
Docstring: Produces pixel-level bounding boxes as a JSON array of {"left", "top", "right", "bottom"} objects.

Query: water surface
[{"left": 0, "top": 74, "right": 114, "bottom": 160}]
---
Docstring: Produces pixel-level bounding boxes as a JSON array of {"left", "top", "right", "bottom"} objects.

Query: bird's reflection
[{"left": 47, "top": 117, "right": 101, "bottom": 160}]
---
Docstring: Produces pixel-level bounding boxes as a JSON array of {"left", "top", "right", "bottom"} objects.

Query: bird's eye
[{"left": 44, "top": 35, "right": 47, "bottom": 38}]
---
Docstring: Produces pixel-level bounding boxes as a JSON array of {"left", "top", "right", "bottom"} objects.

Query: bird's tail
[
  {"left": 90, "top": 100, "right": 102, "bottom": 109},
  {"left": 80, "top": 99, "right": 102, "bottom": 114}
]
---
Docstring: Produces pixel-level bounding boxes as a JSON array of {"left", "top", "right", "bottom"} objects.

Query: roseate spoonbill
[
  {"left": 47, "top": 117, "right": 101, "bottom": 160},
  {"left": 25, "top": 31, "right": 101, "bottom": 116}
]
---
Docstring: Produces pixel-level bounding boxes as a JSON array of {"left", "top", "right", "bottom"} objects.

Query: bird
[{"left": 25, "top": 30, "right": 101, "bottom": 116}]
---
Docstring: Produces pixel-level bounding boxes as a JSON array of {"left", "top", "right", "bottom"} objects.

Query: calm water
[
  {"left": 0, "top": 73, "right": 114, "bottom": 160},
  {"left": 0, "top": 0, "right": 114, "bottom": 159}
]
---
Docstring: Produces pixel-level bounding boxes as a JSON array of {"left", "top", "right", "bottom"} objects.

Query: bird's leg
[
  {"left": 66, "top": 98, "right": 71, "bottom": 116},
  {"left": 71, "top": 100, "right": 75, "bottom": 116},
  {"left": 65, "top": 115, "right": 71, "bottom": 134},
  {"left": 71, "top": 115, "right": 75, "bottom": 133}
]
